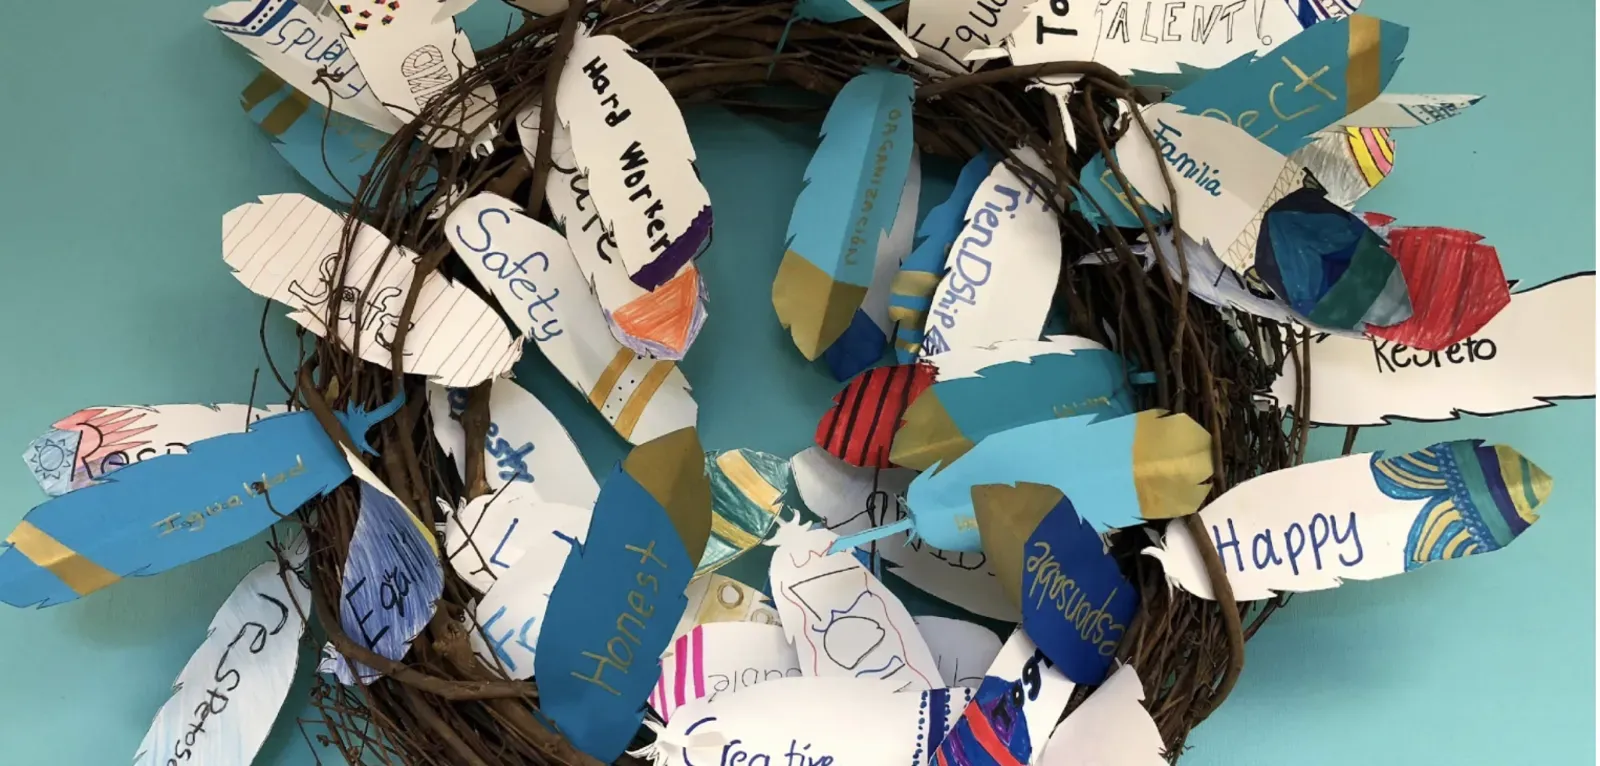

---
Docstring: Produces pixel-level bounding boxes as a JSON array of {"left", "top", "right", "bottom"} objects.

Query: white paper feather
[
  {"left": 1333, "top": 93, "right": 1483, "bottom": 129},
  {"left": 913, "top": 615, "right": 1004, "bottom": 689},
  {"left": 1039, "top": 664, "right": 1166, "bottom": 766},
  {"left": 466, "top": 500, "right": 594, "bottom": 678},
  {"left": 424, "top": 380, "right": 599, "bottom": 506},
  {"left": 221, "top": 194, "right": 523, "bottom": 387},
  {"left": 648, "top": 622, "right": 802, "bottom": 722},
  {"left": 673, "top": 573, "right": 782, "bottom": 637}
]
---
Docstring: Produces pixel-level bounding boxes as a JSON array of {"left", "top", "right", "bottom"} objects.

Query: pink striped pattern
[{"left": 649, "top": 626, "right": 707, "bottom": 722}]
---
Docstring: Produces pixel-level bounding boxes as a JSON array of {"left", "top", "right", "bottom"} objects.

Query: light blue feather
[
  {"left": 321, "top": 479, "right": 443, "bottom": 685},
  {"left": 889, "top": 152, "right": 995, "bottom": 362},
  {"left": 533, "top": 463, "right": 698, "bottom": 762},
  {"left": 0, "top": 398, "right": 402, "bottom": 609},
  {"left": 785, "top": 69, "right": 916, "bottom": 292}
]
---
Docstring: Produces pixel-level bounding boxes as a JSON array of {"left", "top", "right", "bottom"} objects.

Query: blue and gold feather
[
  {"left": 773, "top": 68, "right": 916, "bottom": 360},
  {"left": 0, "top": 397, "right": 402, "bottom": 609},
  {"left": 888, "top": 152, "right": 996, "bottom": 363},
  {"left": 1373, "top": 441, "right": 1551, "bottom": 571}
]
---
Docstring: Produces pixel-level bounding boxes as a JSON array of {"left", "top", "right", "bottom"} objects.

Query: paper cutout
[
  {"left": 241, "top": 71, "right": 437, "bottom": 206},
  {"left": 445, "top": 192, "right": 698, "bottom": 443},
  {"left": 1145, "top": 440, "right": 1553, "bottom": 600},
  {"left": 766, "top": 519, "right": 942, "bottom": 691},
  {"left": 206, "top": 0, "right": 402, "bottom": 132},
  {"left": 794, "top": 447, "right": 1017, "bottom": 622},
  {"left": 1364, "top": 224, "right": 1511, "bottom": 351},
  {"left": 774, "top": 68, "right": 916, "bottom": 361},
  {"left": 700, "top": 449, "right": 791, "bottom": 576},
  {"left": 795, "top": 0, "right": 920, "bottom": 58},
  {"left": 890, "top": 152, "right": 997, "bottom": 362},
  {"left": 425, "top": 380, "right": 599, "bottom": 506},
  {"left": 334, "top": 1, "right": 496, "bottom": 148},
  {"left": 974, "top": 485, "right": 1137, "bottom": 684},
  {"left": 24, "top": 403, "right": 287, "bottom": 497},
  {"left": 649, "top": 623, "right": 801, "bottom": 722},
  {"left": 557, "top": 34, "right": 712, "bottom": 290},
  {"left": 1038, "top": 664, "right": 1165, "bottom": 766},
  {"left": 133, "top": 533, "right": 312, "bottom": 766},
  {"left": 0, "top": 398, "right": 400, "bottom": 608},
  {"left": 921, "top": 149, "right": 1062, "bottom": 357},
  {"left": 1269, "top": 273, "right": 1597, "bottom": 426},
  {"left": 821, "top": 148, "right": 922, "bottom": 381},
  {"left": 534, "top": 428, "right": 711, "bottom": 762},
  {"left": 445, "top": 483, "right": 593, "bottom": 594},
  {"left": 892, "top": 335, "right": 1142, "bottom": 471},
  {"left": 515, "top": 101, "right": 708, "bottom": 359},
  {"left": 321, "top": 464, "right": 443, "bottom": 685},
  {"left": 815, "top": 362, "right": 937, "bottom": 469},
  {"left": 1292, "top": 127, "right": 1395, "bottom": 210},
  {"left": 636, "top": 677, "right": 969, "bottom": 766},
  {"left": 674, "top": 573, "right": 781, "bottom": 637},
  {"left": 466, "top": 494, "right": 594, "bottom": 675},
  {"left": 907, "top": 0, "right": 1036, "bottom": 74},
  {"left": 853, "top": 410, "right": 1211, "bottom": 554},
  {"left": 1334, "top": 93, "right": 1482, "bottom": 128},
  {"left": 222, "top": 194, "right": 522, "bottom": 387},
  {"left": 935, "top": 628, "right": 1077, "bottom": 766},
  {"left": 1255, "top": 188, "right": 1412, "bottom": 331},
  {"left": 913, "top": 615, "right": 1004, "bottom": 689}
]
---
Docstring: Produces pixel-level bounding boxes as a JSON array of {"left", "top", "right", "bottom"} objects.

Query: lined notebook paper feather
[{"left": 774, "top": 68, "right": 916, "bottom": 360}]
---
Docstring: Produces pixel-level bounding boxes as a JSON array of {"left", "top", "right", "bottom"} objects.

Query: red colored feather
[
  {"left": 1367, "top": 224, "right": 1511, "bottom": 351},
  {"left": 814, "top": 363, "right": 936, "bottom": 468}
]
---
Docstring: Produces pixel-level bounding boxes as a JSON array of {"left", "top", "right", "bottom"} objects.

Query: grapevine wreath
[{"left": 2, "top": 1, "right": 1586, "bottom": 765}]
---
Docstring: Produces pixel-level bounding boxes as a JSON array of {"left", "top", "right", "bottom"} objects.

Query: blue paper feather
[
  {"left": 243, "top": 71, "right": 436, "bottom": 206},
  {"left": 0, "top": 397, "right": 402, "bottom": 609},
  {"left": 888, "top": 152, "right": 995, "bottom": 363},
  {"left": 774, "top": 69, "right": 916, "bottom": 360},
  {"left": 321, "top": 477, "right": 443, "bottom": 685},
  {"left": 794, "top": 0, "right": 903, "bottom": 23},
  {"left": 533, "top": 429, "right": 710, "bottom": 762},
  {"left": 1016, "top": 496, "right": 1138, "bottom": 685}
]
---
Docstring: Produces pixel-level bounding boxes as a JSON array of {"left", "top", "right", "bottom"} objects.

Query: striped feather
[
  {"left": 647, "top": 623, "right": 800, "bottom": 722},
  {"left": 815, "top": 362, "right": 938, "bottom": 468},
  {"left": 699, "top": 449, "right": 791, "bottom": 576},
  {"left": 890, "top": 152, "right": 996, "bottom": 363},
  {"left": 774, "top": 68, "right": 916, "bottom": 360}
]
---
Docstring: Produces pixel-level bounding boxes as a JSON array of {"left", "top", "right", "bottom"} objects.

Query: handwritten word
[
  {"left": 844, "top": 107, "right": 905, "bottom": 266},
  {"left": 399, "top": 45, "right": 455, "bottom": 104},
  {"left": 1053, "top": 395, "right": 1114, "bottom": 419},
  {"left": 444, "top": 388, "right": 537, "bottom": 485},
  {"left": 1372, "top": 337, "right": 1497, "bottom": 373},
  {"left": 719, "top": 739, "right": 835, "bottom": 766},
  {"left": 1024, "top": 541, "right": 1126, "bottom": 656},
  {"left": 708, "top": 667, "right": 803, "bottom": 701},
  {"left": 262, "top": 18, "right": 369, "bottom": 100},
  {"left": 571, "top": 540, "right": 668, "bottom": 694},
  {"left": 82, "top": 442, "right": 190, "bottom": 481},
  {"left": 1150, "top": 120, "right": 1223, "bottom": 197},
  {"left": 1400, "top": 101, "right": 1466, "bottom": 125},
  {"left": 287, "top": 253, "right": 412, "bottom": 349},
  {"left": 453, "top": 207, "right": 564, "bottom": 342},
  {"left": 989, "top": 648, "right": 1055, "bottom": 733},
  {"left": 1210, "top": 512, "right": 1364, "bottom": 575},
  {"left": 1197, "top": 53, "right": 1338, "bottom": 145},
  {"left": 908, "top": 0, "right": 1021, "bottom": 72},
  {"left": 161, "top": 592, "right": 293, "bottom": 763},
  {"left": 1035, "top": 0, "right": 1082, "bottom": 44},
  {"left": 1102, "top": 1, "right": 1252, "bottom": 46},
  {"left": 542, "top": 135, "right": 622, "bottom": 264},
  {"left": 151, "top": 456, "right": 306, "bottom": 537},
  {"left": 579, "top": 56, "right": 680, "bottom": 260},
  {"left": 930, "top": 183, "right": 1034, "bottom": 330}
]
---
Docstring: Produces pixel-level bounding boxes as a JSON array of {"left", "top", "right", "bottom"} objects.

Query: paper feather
[
  {"left": 1254, "top": 187, "right": 1413, "bottom": 331},
  {"left": 442, "top": 481, "right": 593, "bottom": 595},
  {"left": 241, "top": 71, "right": 438, "bottom": 206},
  {"left": 1145, "top": 440, "right": 1553, "bottom": 600},
  {"left": 819, "top": 148, "right": 922, "bottom": 381},
  {"left": 424, "top": 380, "right": 599, "bottom": 507},
  {"left": 0, "top": 398, "right": 401, "bottom": 608},
  {"left": 913, "top": 615, "right": 1004, "bottom": 689},
  {"left": 836, "top": 409, "right": 1211, "bottom": 554},
  {"left": 774, "top": 68, "right": 916, "bottom": 360},
  {"left": 1292, "top": 127, "right": 1396, "bottom": 210},
  {"left": 556, "top": 34, "right": 712, "bottom": 290},
  {"left": 533, "top": 428, "right": 711, "bottom": 762},
  {"left": 466, "top": 495, "right": 593, "bottom": 677},
  {"left": 205, "top": 0, "right": 402, "bottom": 133},
  {"left": 920, "top": 148, "right": 1061, "bottom": 357},
  {"left": 222, "top": 194, "right": 522, "bottom": 387},
  {"left": 1038, "top": 664, "right": 1166, "bottom": 766},
  {"left": 320, "top": 462, "right": 443, "bottom": 685},
  {"left": 891, "top": 335, "right": 1144, "bottom": 471},
  {"left": 133, "top": 532, "right": 312, "bottom": 766},
  {"left": 889, "top": 152, "right": 996, "bottom": 362},
  {"left": 647, "top": 622, "right": 801, "bottom": 722},
  {"left": 793, "top": 447, "right": 1016, "bottom": 622},
  {"left": 814, "top": 362, "right": 938, "bottom": 469},
  {"left": 1269, "top": 273, "right": 1596, "bottom": 426},
  {"left": 935, "top": 629, "right": 1077, "bottom": 766},
  {"left": 1365, "top": 223, "right": 1511, "bottom": 351},
  {"left": 24, "top": 403, "right": 287, "bottom": 497},
  {"left": 674, "top": 572, "right": 780, "bottom": 636},
  {"left": 634, "top": 677, "right": 969, "bottom": 766},
  {"left": 794, "top": 0, "right": 919, "bottom": 58},
  {"left": 973, "top": 485, "right": 1137, "bottom": 684},
  {"left": 699, "top": 449, "right": 791, "bottom": 576},
  {"left": 444, "top": 193, "right": 699, "bottom": 443},
  {"left": 1334, "top": 93, "right": 1483, "bottom": 128},
  {"left": 515, "top": 100, "right": 708, "bottom": 359}
]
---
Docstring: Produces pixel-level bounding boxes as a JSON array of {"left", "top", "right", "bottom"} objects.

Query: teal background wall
[{"left": 0, "top": 1, "right": 1591, "bottom": 763}]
